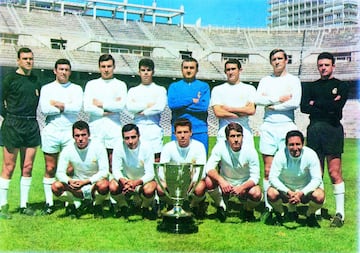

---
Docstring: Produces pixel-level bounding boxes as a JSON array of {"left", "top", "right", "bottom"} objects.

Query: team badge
[{"left": 332, "top": 88, "right": 337, "bottom": 95}]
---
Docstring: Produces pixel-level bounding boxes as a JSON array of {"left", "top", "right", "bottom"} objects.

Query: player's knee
[{"left": 52, "top": 181, "right": 64, "bottom": 196}]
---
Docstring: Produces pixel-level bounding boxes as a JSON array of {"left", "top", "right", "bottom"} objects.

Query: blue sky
[{"left": 117, "top": 0, "right": 268, "bottom": 28}]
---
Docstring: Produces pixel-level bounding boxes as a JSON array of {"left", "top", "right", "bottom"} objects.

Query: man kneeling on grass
[
  {"left": 52, "top": 120, "right": 109, "bottom": 218},
  {"left": 205, "top": 122, "right": 262, "bottom": 223},
  {"left": 267, "top": 130, "right": 325, "bottom": 227},
  {"left": 109, "top": 123, "right": 157, "bottom": 220}
]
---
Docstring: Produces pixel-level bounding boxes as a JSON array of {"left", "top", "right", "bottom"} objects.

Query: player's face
[
  {"left": 139, "top": 66, "right": 153, "bottom": 85},
  {"left": 270, "top": 52, "right": 287, "bottom": 76},
  {"left": 54, "top": 64, "right": 71, "bottom": 84},
  {"left": 227, "top": 129, "right": 243, "bottom": 152},
  {"left": 286, "top": 136, "right": 303, "bottom": 157},
  {"left": 175, "top": 125, "right": 192, "bottom": 148},
  {"left": 225, "top": 63, "right": 241, "bottom": 84},
  {"left": 17, "top": 52, "right": 34, "bottom": 74},
  {"left": 99, "top": 59, "right": 115, "bottom": 80},
  {"left": 317, "top": 58, "right": 335, "bottom": 80},
  {"left": 73, "top": 128, "right": 90, "bottom": 149},
  {"left": 181, "top": 61, "right": 198, "bottom": 82},
  {"left": 123, "top": 129, "right": 139, "bottom": 150}
]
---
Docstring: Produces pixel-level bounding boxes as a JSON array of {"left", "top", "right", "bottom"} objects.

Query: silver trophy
[{"left": 154, "top": 162, "right": 204, "bottom": 234}]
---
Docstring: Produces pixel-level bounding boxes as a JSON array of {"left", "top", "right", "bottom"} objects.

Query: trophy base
[{"left": 157, "top": 214, "right": 198, "bottom": 234}]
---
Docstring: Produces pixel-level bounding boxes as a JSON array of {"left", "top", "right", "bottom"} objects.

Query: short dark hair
[
  {"left": 285, "top": 130, "right": 304, "bottom": 145},
  {"left": 224, "top": 59, "right": 242, "bottom": 71},
  {"left": 317, "top": 52, "right": 335, "bottom": 65},
  {"left": 225, "top": 122, "right": 243, "bottom": 138},
  {"left": 174, "top": 118, "right": 192, "bottom": 132},
  {"left": 17, "top": 47, "right": 33, "bottom": 59},
  {"left": 181, "top": 57, "right": 199, "bottom": 70},
  {"left": 139, "top": 58, "right": 155, "bottom": 71},
  {"left": 72, "top": 120, "right": 90, "bottom": 136},
  {"left": 269, "top": 48, "right": 287, "bottom": 63},
  {"left": 98, "top": 54, "right": 115, "bottom": 66},
  {"left": 122, "top": 123, "right": 140, "bottom": 137},
  {"left": 54, "top": 58, "right": 71, "bottom": 69}
]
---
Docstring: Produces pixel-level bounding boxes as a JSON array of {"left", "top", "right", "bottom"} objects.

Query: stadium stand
[{"left": 0, "top": 3, "right": 359, "bottom": 138}]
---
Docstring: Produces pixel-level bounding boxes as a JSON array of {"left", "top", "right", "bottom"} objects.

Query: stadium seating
[{"left": 0, "top": 4, "right": 358, "bottom": 138}]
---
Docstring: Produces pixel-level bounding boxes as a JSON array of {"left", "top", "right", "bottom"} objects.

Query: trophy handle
[
  {"left": 187, "top": 164, "right": 204, "bottom": 195},
  {"left": 153, "top": 162, "right": 169, "bottom": 199}
]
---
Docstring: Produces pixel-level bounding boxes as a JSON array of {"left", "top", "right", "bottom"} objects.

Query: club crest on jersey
[{"left": 332, "top": 88, "right": 337, "bottom": 95}]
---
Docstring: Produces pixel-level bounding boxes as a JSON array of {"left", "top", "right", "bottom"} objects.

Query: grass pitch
[{"left": 0, "top": 137, "right": 358, "bottom": 253}]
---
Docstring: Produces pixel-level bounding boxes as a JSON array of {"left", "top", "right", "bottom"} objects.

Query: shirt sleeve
[
  {"left": 112, "top": 145, "right": 126, "bottom": 182},
  {"left": 272, "top": 77, "right": 301, "bottom": 111},
  {"left": 56, "top": 148, "right": 71, "bottom": 184},
  {"left": 142, "top": 87, "right": 167, "bottom": 116},
  {"left": 102, "top": 81, "right": 127, "bottom": 113},
  {"left": 63, "top": 85, "right": 83, "bottom": 114},
  {"left": 140, "top": 147, "right": 155, "bottom": 184},
  {"left": 300, "top": 149, "right": 323, "bottom": 195},
  {"left": 83, "top": 82, "right": 104, "bottom": 116},
  {"left": 89, "top": 143, "right": 109, "bottom": 184},
  {"left": 269, "top": 151, "right": 290, "bottom": 193},
  {"left": 247, "top": 148, "right": 260, "bottom": 185}
]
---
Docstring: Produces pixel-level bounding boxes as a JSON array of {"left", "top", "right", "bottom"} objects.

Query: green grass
[{"left": 0, "top": 137, "right": 358, "bottom": 253}]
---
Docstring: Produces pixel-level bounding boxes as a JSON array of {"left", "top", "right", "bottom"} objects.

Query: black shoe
[
  {"left": 307, "top": 213, "right": 321, "bottom": 228},
  {"left": 41, "top": 203, "right": 55, "bottom": 215},
  {"left": 273, "top": 212, "right": 285, "bottom": 226},
  {"left": 243, "top": 209, "right": 256, "bottom": 222},
  {"left": 330, "top": 213, "right": 344, "bottom": 228},
  {"left": 216, "top": 206, "right": 227, "bottom": 223},
  {"left": 261, "top": 207, "right": 273, "bottom": 225},
  {"left": 93, "top": 205, "right": 104, "bottom": 218},
  {"left": 120, "top": 206, "right": 129, "bottom": 219},
  {"left": 65, "top": 204, "right": 79, "bottom": 219},
  {"left": 19, "top": 205, "right": 36, "bottom": 216},
  {"left": 286, "top": 211, "right": 299, "bottom": 222},
  {"left": 141, "top": 207, "right": 157, "bottom": 220},
  {"left": 191, "top": 201, "right": 207, "bottom": 220},
  {"left": 0, "top": 204, "right": 12, "bottom": 219},
  {"left": 78, "top": 199, "right": 93, "bottom": 215}
]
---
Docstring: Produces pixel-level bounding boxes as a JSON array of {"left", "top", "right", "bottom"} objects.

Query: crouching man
[
  {"left": 109, "top": 124, "right": 157, "bottom": 220},
  {"left": 268, "top": 130, "right": 325, "bottom": 227},
  {"left": 205, "top": 122, "right": 262, "bottom": 222},
  {"left": 52, "top": 120, "right": 109, "bottom": 218}
]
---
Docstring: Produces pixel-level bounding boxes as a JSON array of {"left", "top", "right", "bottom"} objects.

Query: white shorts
[
  {"left": 137, "top": 124, "right": 163, "bottom": 153},
  {"left": 259, "top": 121, "right": 297, "bottom": 155},
  {"left": 41, "top": 125, "right": 73, "bottom": 154},
  {"left": 216, "top": 125, "right": 255, "bottom": 149},
  {"left": 89, "top": 119, "right": 122, "bottom": 149}
]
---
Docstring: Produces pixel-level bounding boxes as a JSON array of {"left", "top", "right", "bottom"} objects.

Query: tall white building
[{"left": 268, "top": 0, "right": 359, "bottom": 28}]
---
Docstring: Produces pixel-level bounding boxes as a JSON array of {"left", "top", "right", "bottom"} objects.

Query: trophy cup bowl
[{"left": 154, "top": 162, "right": 204, "bottom": 234}]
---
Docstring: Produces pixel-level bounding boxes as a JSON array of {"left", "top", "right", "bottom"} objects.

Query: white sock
[
  {"left": 94, "top": 191, "right": 108, "bottom": 205},
  {"left": 190, "top": 193, "right": 205, "bottom": 208},
  {"left": 333, "top": 182, "right": 345, "bottom": 220},
  {"left": 58, "top": 191, "right": 75, "bottom": 204},
  {"left": 111, "top": 194, "right": 128, "bottom": 207},
  {"left": 140, "top": 193, "right": 155, "bottom": 208},
  {"left": 263, "top": 179, "right": 272, "bottom": 210},
  {"left": 208, "top": 187, "right": 226, "bottom": 210},
  {"left": 306, "top": 200, "right": 323, "bottom": 217},
  {"left": 20, "top": 177, "right": 32, "bottom": 208},
  {"left": 43, "top": 177, "right": 55, "bottom": 206},
  {"left": 0, "top": 177, "right": 10, "bottom": 207}
]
